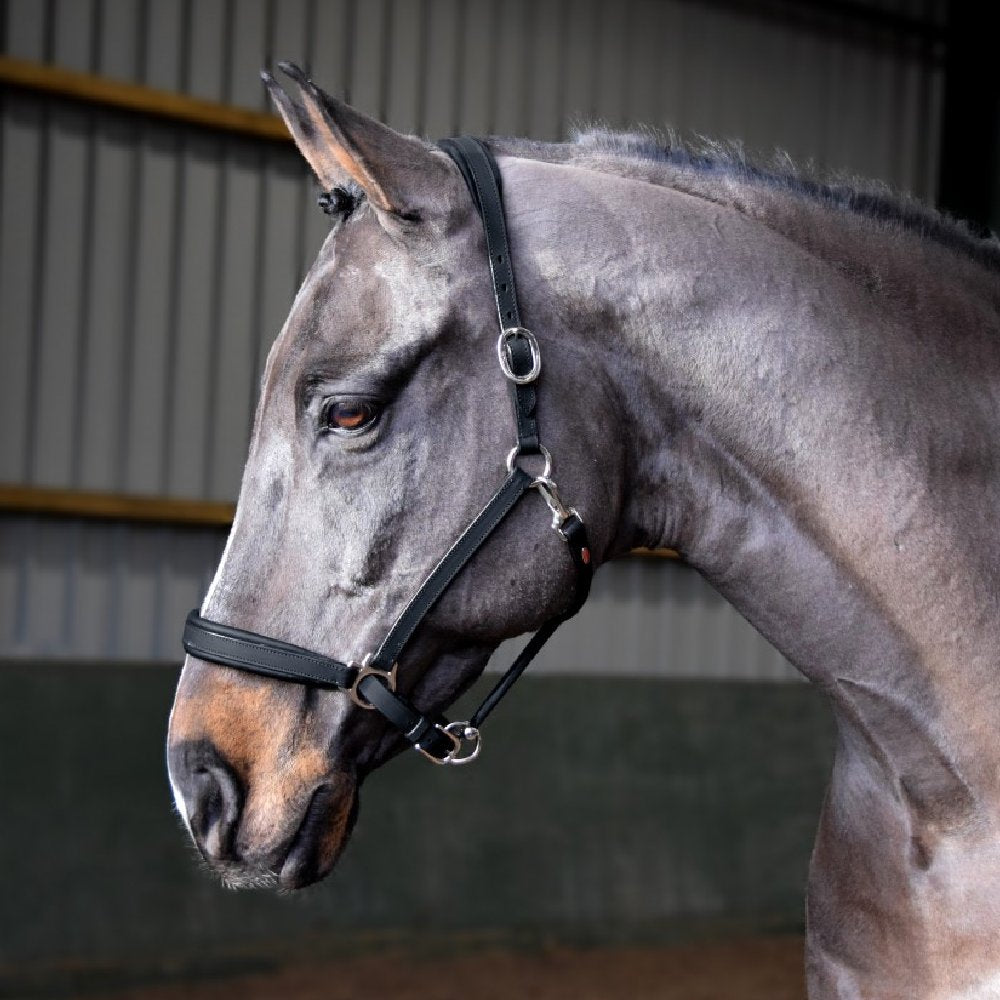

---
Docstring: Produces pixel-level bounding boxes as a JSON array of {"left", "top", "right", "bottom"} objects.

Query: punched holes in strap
[{"left": 500, "top": 331, "right": 541, "bottom": 454}]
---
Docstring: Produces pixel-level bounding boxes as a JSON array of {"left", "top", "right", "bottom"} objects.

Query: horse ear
[{"left": 262, "top": 62, "right": 450, "bottom": 217}]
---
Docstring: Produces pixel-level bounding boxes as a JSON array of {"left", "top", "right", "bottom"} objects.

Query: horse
[{"left": 166, "top": 63, "right": 1000, "bottom": 998}]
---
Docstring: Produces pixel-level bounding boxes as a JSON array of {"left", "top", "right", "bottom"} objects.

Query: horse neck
[
  {"left": 509, "top": 155, "right": 1000, "bottom": 807},
  {"left": 509, "top": 154, "right": 1000, "bottom": 992}
]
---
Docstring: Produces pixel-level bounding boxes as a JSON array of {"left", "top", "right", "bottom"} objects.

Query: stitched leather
[
  {"left": 438, "top": 138, "right": 520, "bottom": 328},
  {"left": 183, "top": 611, "right": 357, "bottom": 688},
  {"left": 182, "top": 613, "right": 455, "bottom": 759},
  {"left": 370, "top": 467, "right": 535, "bottom": 671},
  {"left": 438, "top": 137, "right": 541, "bottom": 455},
  {"left": 507, "top": 336, "right": 540, "bottom": 452},
  {"left": 559, "top": 515, "right": 594, "bottom": 615},
  {"left": 468, "top": 513, "right": 592, "bottom": 729},
  {"left": 357, "top": 675, "right": 456, "bottom": 759}
]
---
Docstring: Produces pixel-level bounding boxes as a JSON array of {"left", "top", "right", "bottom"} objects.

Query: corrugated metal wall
[{"left": 0, "top": 0, "right": 946, "bottom": 672}]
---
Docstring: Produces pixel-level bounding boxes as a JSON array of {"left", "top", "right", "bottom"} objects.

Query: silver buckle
[
  {"left": 349, "top": 653, "right": 398, "bottom": 710},
  {"left": 497, "top": 328, "right": 541, "bottom": 384},
  {"left": 417, "top": 722, "right": 483, "bottom": 765}
]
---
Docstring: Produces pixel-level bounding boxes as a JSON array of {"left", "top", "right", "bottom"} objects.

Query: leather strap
[
  {"left": 370, "top": 467, "right": 534, "bottom": 671},
  {"left": 183, "top": 611, "right": 356, "bottom": 689},
  {"left": 356, "top": 506, "right": 592, "bottom": 760},
  {"left": 438, "top": 137, "right": 541, "bottom": 455},
  {"left": 438, "top": 137, "right": 521, "bottom": 329},
  {"left": 356, "top": 675, "right": 457, "bottom": 759},
  {"left": 468, "top": 513, "right": 592, "bottom": 729}
]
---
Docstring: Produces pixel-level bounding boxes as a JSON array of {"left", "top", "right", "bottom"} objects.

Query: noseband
[{"left": 182, "top": 138, "right": 593, "bottom": 765}]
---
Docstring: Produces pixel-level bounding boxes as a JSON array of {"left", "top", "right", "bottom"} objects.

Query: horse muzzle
[{"left": 167, "top": 734, "right": 358, "bottom": 890}]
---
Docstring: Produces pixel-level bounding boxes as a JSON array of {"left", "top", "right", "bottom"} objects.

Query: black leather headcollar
[{"left": 183, "top": 137, "right": 593, "bottom": 765}]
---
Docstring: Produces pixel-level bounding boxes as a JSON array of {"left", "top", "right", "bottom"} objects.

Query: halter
[{"left": 182, "top": 137, "right": 593, "bottom": 765}]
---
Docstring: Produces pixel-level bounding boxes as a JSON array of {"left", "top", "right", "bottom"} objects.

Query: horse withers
[{"left": 167, "top": 64, "right": 1000, "bottom": 998}]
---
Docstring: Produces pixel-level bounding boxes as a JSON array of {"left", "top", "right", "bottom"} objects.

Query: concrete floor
[{"left": 104, "top": 936, "right": 807, "bottom": 1000}]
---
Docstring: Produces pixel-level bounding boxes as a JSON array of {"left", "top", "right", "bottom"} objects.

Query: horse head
[{"left": 166, "top": 64, "right": 619, "bottom": 890}]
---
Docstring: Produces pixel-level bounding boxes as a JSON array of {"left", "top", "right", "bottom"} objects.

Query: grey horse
[{"left": 167, "top": 65, "right": 1000, "bottom": 998}]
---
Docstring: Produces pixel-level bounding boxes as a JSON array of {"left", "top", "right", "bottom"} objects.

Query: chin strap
[{"left": 182, "top": 136, "right": 593, "bottom": 765}]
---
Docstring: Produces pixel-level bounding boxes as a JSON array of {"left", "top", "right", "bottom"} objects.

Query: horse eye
[{"left": 322, "top": 399, "right": 380, "bottom": 435}]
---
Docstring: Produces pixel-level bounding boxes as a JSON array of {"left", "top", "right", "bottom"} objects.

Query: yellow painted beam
[
  {"left": 0, "top": 55, "right": 290, "bottom": 143},
  {"left": 629, "top": 546, "right": 680, "bottom": 560},
  {"left": 0, "top": 484, "right": 680, "bottom": 558},
  {"left": 0, "top": 484, "right": 235, "bottom": 527}
]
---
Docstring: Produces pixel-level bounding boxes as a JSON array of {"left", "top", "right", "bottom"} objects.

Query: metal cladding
[{"left": 0, "top": 0, "right": 944, "bottom": 669}]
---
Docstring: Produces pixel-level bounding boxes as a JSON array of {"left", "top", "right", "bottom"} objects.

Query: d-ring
[
  {"left": 349, "top": 655, "right": 398, "bottom": 710},
  {"left": 506, "top": 443, "right": 552, "bottom": 479},
  {"left": 416, "top": 723, "right": 461, "bottom": 763},
  {"left": 497, "top": 328, "right": 541, "bottom": 384},
  {"left": 418, "top": 722, "right": 482, "bottom": 765},
  {"left": 443, "top": 722, "right": 482, "bottom": 765}
]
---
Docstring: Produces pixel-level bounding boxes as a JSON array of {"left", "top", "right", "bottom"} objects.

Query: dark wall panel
[
  {"left": 0, "top": 0, "right": 945, "bottom": 668},
  {"left": 0, "top": 663, "right": 836, "bottom": 993}
]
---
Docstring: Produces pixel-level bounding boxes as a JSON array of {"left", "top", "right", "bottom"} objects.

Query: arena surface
[{"left": 105, "top": 935, "right": 806, "bottom": 1000}]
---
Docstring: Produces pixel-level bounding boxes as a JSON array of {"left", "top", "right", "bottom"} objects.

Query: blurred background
[{"left": 0, "top": 0, "right": 995, "bottom": 997}]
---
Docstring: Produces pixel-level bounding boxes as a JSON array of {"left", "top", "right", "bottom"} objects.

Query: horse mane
[{"left": 490, "top": 128, "right": 1000, "bottom": 274}]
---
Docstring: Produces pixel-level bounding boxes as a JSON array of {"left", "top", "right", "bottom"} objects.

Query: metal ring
[
  {"left": 444, "top": 723, "right": 482, "bottom": 765},
  {"left": 506, "top": 443, "right": 552, "bottom": 479},
  {"left": 416, "top": 724, "right": 462, "bottom": 764},
  {"left": 497, "top": 328, "right": 541, "bottom": 384},
  {"left": 416, "top": 722, "right": 483, "bottom": 765},
  {"left": 349, "top": 656, "right": 398, "bottom": 710},
  {"left": 530, "top": 475, "right": 558, "bottom": 492}
]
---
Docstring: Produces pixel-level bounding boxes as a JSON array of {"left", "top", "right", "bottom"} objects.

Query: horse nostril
[
  {"left": 170, "top": 741, "right": 244, "bottom": 864},
  {"left": 190, "top": 766, "right": 241, "bottom": 860}
]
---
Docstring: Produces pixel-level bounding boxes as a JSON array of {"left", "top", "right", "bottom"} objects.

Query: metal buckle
[
  {"left": 417, "top": 722, "right": 483, "bottom": 765},
  {"left": 506, "top": 443, "right": 552, "bottom": 479},
  {"left": 530, "top": 476, "right": 581, "bottom": 531},
  {"left": 497, "top": 328, "right": 541, "bottom": 384},
  {"left": 348, "top": 653, "right": 398, "bottom": 710}
]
